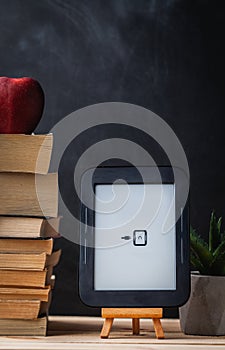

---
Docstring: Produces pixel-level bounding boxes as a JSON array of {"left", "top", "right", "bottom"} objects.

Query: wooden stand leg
[
  {"left": 100, "top": 318, "right": 114, "bottom": 339},
  {"left": 132, "top": 318, "right": 140, "bottom": 335},
  {"left": 152, "top": 318, "right": 164, "bottom": 339}
]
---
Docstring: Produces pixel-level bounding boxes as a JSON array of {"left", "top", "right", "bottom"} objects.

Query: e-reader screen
[{"left": 94, "top": 184, "right": 176, "bottom": 291}]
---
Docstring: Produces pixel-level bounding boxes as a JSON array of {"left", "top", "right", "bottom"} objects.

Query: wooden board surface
[
  {"left": 102, "top": 308, "right": 163, "bottom": 318},
  {"left": 0, "top": 317, "right": 225, "bottom": 349}
]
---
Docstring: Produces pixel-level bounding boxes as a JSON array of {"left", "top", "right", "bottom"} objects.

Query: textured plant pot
[{"left": 179, "top": 273, "right": 225, "bottom": 335}]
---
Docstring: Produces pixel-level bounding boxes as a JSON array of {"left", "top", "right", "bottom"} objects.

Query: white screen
[{"left": 94, "top": 184, "right": 176, "bottom": 291}]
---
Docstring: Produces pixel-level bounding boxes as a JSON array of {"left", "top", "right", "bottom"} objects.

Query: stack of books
[{"left": 0, "top": 134, "right": 60, "bottom": 336}]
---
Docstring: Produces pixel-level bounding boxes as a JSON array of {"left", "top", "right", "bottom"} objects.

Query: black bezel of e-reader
[{"left": 79, "top": 166, "right": 190, "bottom": 307}]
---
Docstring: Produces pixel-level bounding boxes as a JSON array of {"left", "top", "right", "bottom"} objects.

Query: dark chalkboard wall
[{"left": 0, "top": 0, "right": 225, "bottom": 317}]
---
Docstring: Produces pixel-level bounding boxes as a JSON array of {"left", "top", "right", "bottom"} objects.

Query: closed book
[
  {"left": 40, "top": 290, "right": 52, "bottom": 316},
  {"left": 0, "top": 286, "right": 50, "bottom": 301},
  {"left": 0, "top": 268, "right": 52, "bottom": 288},
  {"left": 0, "top": 133, "right": 53, "bottom": 174},
  {"left": 0, "top": 299, "right": 40, "bottom": 319},
  {"left": 46, "top": 249, "right": 61, "bottom": 268},
  {"left": 0, "top": 250, "right": 61, "bottom": 270},
  {"left": 0, "top": 216, "right": 60, "bottom": 238},
  {"left": 0, "top": 172, "right": 58, "bottom": 217},
  {"left": 0, "top": 238, "right": 53, "bottom": 255},
  {"left": 0, "top": 316, "right": 47, "bottom": 336}
]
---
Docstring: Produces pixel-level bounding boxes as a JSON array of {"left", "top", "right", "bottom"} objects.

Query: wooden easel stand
[{"left": 100, "top": 308, "right": 164, "bottom": 339}]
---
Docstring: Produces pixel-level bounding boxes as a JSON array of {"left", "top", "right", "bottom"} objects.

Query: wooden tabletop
[{"left": 0, "top": 316, "right": 225, "bottom": 349}]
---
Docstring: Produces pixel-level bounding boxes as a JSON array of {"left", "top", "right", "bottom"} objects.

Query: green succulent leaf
[
  {"left": 191, "top": 211, "right": 225, "bottom": 276},
  {"left": 190, "top": 253, "right": 205, "bottom": 274},
  {"left": 190, "top": 227, "right": 213, "bottom": 272},
  {"left": 213, "top": 238, "right": 225, "bottom": 259},
  {"left": 209, "top": 211, "right": 222, "bottom": 253},
  {"left": 210, "top": 239, "right": 225, "bottom": 275}
]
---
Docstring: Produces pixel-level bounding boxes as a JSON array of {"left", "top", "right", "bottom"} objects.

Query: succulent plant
[{"left": 190, "top": 212, "right": 225, "bottom": 276}]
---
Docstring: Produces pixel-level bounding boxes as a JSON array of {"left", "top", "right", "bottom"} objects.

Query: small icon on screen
[{"left": 133, "top": 230, "right": 147, "bottom": 246}]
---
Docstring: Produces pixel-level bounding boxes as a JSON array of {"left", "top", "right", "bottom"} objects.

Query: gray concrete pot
[{"left": 179, "top": 273, "right": 225, "bottom": 335}]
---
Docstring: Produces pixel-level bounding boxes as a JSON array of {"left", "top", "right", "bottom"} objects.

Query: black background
[{"left": 0, "top": 0, "right": 225, "bottom": 317}]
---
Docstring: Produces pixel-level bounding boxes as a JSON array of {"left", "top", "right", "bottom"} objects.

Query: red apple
[{"left": 0, "top": 77, "right": 44, "bottom": 134}]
